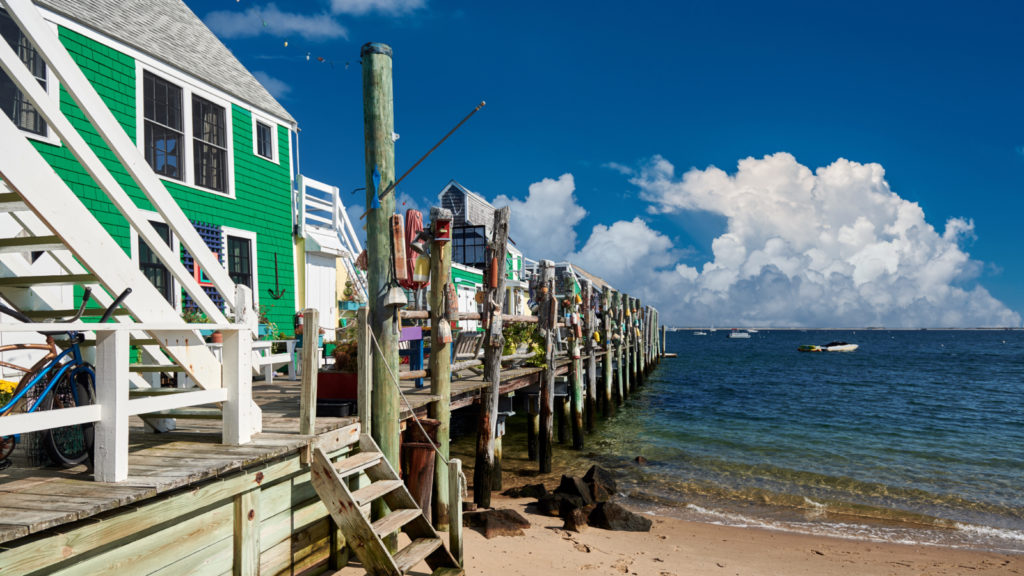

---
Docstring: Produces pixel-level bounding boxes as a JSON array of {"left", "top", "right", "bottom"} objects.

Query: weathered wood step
[
  {"left": 350, "top": 479, "right": 404, "bottom": 507},
  {"left": 0, "top": 235, "right": 65, "bottom": 254},
  {"left": 0, "top": 274, "right": 97, "bottom": 287},
  {"left": 332, "top": 451, "right": 382, "bottom": 479},
  {"left": 129, "top": 364, "right": 185, "bottom": 373},
  {"left": 371, "top": 508, "right": 421, "bottom": 538},
  {"left": 393, "top": 537, "right": 443, "bottom": 573},
  {"left": 0, "top": 193, "right": 26, "bottom": 212}
]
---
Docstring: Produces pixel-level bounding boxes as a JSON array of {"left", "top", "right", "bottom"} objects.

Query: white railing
[
  {"left": 0, "top": 322, "right": 254, "bottom": 483},
  {"left": 300, "top": 176, "right": 368, "bottom": 302}
]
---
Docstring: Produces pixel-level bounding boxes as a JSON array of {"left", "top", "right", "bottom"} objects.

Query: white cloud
[
  {"left": 492, "top": 174, "right": 587, "bottom": 262},
  {"left": 252, "top": 71, "right": 291, "bottom": 99},
  {"left": 204, "top": 4, "right": 347, "bottom": 41},
  {"left": 574, "top": 153, "right": 1020, "bottom": 328},
  {"left": 329, "top": 0, "right": 426, "bottom": 16},
  {"left": 603, "top": 161, "right": 634, "bottom": 176}
]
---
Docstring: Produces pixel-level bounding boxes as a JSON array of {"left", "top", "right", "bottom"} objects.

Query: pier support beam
[
  {"left": 582, "top": 279, "right": 597, "bottom": 433},
  {"left": 538, "top": 260, "right": 557, "bottom": 473},
  {"left": 428, "top": 207, "right": 453, "bottom": 529},
  {"left": 601, "top": 286, "right": 614, "bottom": 417},
  {"left": 527, "top": 394, "right": 539, "bottom": 460}
]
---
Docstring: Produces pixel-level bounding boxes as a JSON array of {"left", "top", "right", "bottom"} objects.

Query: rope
[{"left": 365, "top": 321, "right": 451, "bottom": 466}]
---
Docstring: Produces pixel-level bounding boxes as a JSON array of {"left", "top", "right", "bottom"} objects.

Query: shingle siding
[{"left": 29, "top": 25, "right": 297, "bottom": 329}]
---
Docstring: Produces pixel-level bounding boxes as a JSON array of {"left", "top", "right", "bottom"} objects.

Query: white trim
[
  {"left": 128, "top": 210, "right": 181, "bottom": 311},
  {"left": 251, "top": 113, "right": 278, "bottom": 164},
  {"left": 37, "top": 7, "right": 293, "bottom": 128},
  {"left": 221, "top": 226, "right": 259, "bottom": 310},
  {"left": 135, "top": 63, "right": 236, "bottom": 198}
]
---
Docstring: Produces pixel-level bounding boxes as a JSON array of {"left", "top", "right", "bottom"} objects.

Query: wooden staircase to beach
[{"left": 310, "top": 434, "right": 463, "bottom": 576}]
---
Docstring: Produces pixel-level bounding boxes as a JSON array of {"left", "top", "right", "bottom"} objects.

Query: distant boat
[
  {"left": 747, "top": 328, "right": 759, "bottom": 333},
  {"left": 693, "top": 330, "right": 708, "bottom": 336},
  {"left": 798, "top": 341, "right": 859, "bottom": 352},
  {"left": 727, "top": 329, "right": 751, "bottom": 339}
]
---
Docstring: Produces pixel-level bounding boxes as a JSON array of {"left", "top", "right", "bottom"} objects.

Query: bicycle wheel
[
  {"left": 0, "top": 434, "right": 14, "bottom": 460},
  {"left": 41, "top": 366, "right": 95, "bottom": 468}
]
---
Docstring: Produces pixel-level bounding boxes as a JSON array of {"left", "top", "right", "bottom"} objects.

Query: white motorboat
[
  {"left": 693, "top": 330, "right": 708, "bottom": 336},
  {"left": 798, "top": 341, "right": 859, "bottom": 352},
  {"left": 727, "top": 329, "right": 751, "bottom": 339}
]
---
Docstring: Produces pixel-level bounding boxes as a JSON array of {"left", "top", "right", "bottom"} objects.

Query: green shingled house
[{"left": 0, "top": 0, "right": 299, "bottom": 330}]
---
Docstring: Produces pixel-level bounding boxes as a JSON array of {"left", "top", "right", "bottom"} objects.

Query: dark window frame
[
  {"left": 255, "top": 120, "right": 274, "bottom": 160},
  {"left": 452, "top": 225, "right": 488, "bottom": 270},
  {"left": 0, "top": 8, "right": 48, "bottom": 137},
  {"left": 226, "top": 235, "right": 253, "bottom": 289},
  {"left": 143, "top": 71, "right": 184, "bottom": 181},
  {"left": 138, "top": 221, "right": 174, "bottom": 304},
  {"left": 192, "top": 94, "right": 227, "bottom": 193}
]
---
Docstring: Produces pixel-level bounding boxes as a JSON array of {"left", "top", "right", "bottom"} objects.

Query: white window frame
[
  {"left": 251, "top": 113, "right": 278, "bottom": 163},
  {"left": 135, "top": 62, "right": 235, "bottom": 198},
  {"left": 129, "top": 212, "right": 181, "bottom": 311},
  {"left": 0, "top": 9, "right": 61, "bottom": 146},
  {"left": 222, "top": 226, "right": 259, "bottom": 309}
]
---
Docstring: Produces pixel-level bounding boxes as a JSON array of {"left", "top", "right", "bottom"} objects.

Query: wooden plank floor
[{"left": 0, "top": 378, "right": 357, "bottom": 546}]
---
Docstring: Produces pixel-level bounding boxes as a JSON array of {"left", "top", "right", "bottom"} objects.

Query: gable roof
[{"left": 35, "top": 0, "right": 294, "bottom": 124}]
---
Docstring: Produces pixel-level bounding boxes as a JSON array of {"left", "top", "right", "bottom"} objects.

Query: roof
[{"left": 35, "top": 0, "right": 294, "bottom": 124}]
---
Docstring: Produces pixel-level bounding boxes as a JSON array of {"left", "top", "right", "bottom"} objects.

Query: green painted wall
[{"left": 28, "top": 26, "right": 297, "bottom": 331}]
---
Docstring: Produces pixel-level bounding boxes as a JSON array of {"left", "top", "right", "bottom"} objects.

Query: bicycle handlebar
[
  {"left": 99, "top": 288, "right": 132, "bottom": 323},
  {"left": 0, "top": 287, "right": 132, "bottom": 331},
  {"left": 0, "top": 300, "right": 31, "bottom": 324}
]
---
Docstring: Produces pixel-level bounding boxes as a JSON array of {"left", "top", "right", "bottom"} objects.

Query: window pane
[
  {"left": 0, "top": 9, "right": 47, "bottom": 136},
  {"left": 227, "top": 236, "right": 253, "bottom": 288},
  {"left": 139, "top": 222, "right": 173, "bottom": 303},
  {"left": 193, "top": 96, "right": 227, "bottom": 191},
  {"left": 256, "top": 121, "right": 273, "bottom": 159},
  {"left": 143, "top": 71, "right": 184, "bottom": 180}
]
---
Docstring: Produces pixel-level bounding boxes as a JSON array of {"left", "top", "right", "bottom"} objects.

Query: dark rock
[
  {"left": 634, "top": 456, "right": 648, "bottom": 465},
  {"left": 502, "top": 483, "right": 548, "bottom": 499},
  {"left": 554, "top": 475, "right": 593, "bottom": 506},
  {"left": 582, "top": 465, "right": 618, "bottom": 495},
  {"left": 463, "top": 508, "right": 531, "bottom": 539},
  {"left": 462, "top": 501, "right": 477, "bottom": 512},
  {"left": 590, "top": 480, "right": 612, "bottom": 503},
  {"left": 588, "top": 502, "right": 652, "bottom": 532},
  {"left": 537, "top": 492, "right": 584, "bottom": 517},
  {"left": 562, "top": 507, "right": 588, "bottom": 532}
]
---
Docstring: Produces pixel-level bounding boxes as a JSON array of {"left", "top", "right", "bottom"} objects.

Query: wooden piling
[
  {"left": 428, "top": 207, "right": 453, "bottom": 529},
  {"left": 622, "top": 296, "right": 632, "bottom": 398},
  {"left": 474, "top": 207, "right": 509, "bottom": 508},
  {"left": 582, "top": 279, "right": 597, "bottom": 433},
  {"left": 601, "top": 286, "right": 614, "bottom": 417},
  {"left": 527, "top": 394, "right": 539, "bottom": 460},
  {"left": 362, "top": 43, "right": 400, "bottom": 477},
  {"left": 614, "top": 292, "right": 625, "bottom": 405},
  {"left": 538, "top": 260, "right": 556, "bottom": 473},
  {"left": 299, "top": 308, "right": 319, "bottom": 436},
  {"left": 491, "top": 435, "right": 503, "bottom": 491},
  {"left": 448, "top": 458, "right": 464, "bottom": 566}
]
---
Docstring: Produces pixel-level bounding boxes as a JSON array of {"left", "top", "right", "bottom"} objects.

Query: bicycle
[{"left": 0, "top": 287, "right": 131, "bottom": 469}]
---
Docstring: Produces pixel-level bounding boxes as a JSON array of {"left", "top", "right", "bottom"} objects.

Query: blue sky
[{"left": 186, "top": 0, "right": 1024, "bottom": 327}]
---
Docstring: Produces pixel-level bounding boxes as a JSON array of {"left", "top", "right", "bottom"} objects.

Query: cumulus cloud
[
  {"left": 204, "top": 4, "right": 347, "bottom": 41},
  {"left": 575, "top": 153, "right": 1019, "bottom": 328},
  {"left": 252, "top": 71, "right": 291, "bottom": 99},
  {"left": 493, "top": 174, "right": 587, "bottom": 261},
  {"left": 329, "top": 0, "right": 426, "bottom": 16}
]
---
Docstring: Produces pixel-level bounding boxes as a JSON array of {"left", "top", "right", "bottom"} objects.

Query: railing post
[
  {"left": 357, "top": 306, "right": 372, "bottom": 437},
  {"left": 94, "top": 328, "right": 128, "bottom": 482},
  {"left": 224, "top": 325, "right": 253, "bottom": 444},
  {"left": 448, "top": 458, "right": 464, "bottom": 567},
  {"left": 300, "top": 308, "right": 320, "bottom": 436}
]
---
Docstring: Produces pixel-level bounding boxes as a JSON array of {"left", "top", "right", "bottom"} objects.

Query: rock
[
  {"left": 562, "top": 507, "right": 588, "bottom": 532},
  {"left": 554, "top": 475, "right": 593, "bottom": 506},
  {"left": 590, "top": 480, "right": 612, "bottom": 503},
  {"left": 588, "top": 502, "right": 652, "bottom": 532},
  {"left": 463, "top": 508, "right": 531, "bottom": 539},
  {"left": 502, "top": 483, "right": 548, "bottom": 499},
  {"left": 634, "top": 456, "right": 648, "bottom": 465},
  {"left": 582, "top": 465, "right": 618, "bottom": 494},
  {"left": 537, "top": 492, "right": 584, "bottom": 517}
]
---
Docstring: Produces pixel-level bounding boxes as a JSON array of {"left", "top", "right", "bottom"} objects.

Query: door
[{"left": 305, "top": 254, "right": 338, "bottom": 342}]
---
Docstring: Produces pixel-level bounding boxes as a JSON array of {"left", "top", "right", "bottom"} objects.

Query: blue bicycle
[{"left": 0, "top": 287, "right": 131, "bottom": 468}]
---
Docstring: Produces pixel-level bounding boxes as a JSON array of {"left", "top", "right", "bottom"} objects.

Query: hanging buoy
[
  {"left": 489, "top": 257, "right": 498, "bottom": 288},
  {"left": 412, "top": 254, "right": 430, "bottom": 284}
]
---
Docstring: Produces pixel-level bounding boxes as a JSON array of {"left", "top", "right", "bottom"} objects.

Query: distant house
[
  {"left": 0, "top": 0, "right": 299, "bottom": 332},
  {"left": 438, "top": 180, "right": 528, "bottom": 319}
]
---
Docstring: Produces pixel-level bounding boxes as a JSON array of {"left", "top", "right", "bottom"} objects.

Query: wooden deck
[{"left": 0, "top": 377, "right": 357, "bottom": 546}]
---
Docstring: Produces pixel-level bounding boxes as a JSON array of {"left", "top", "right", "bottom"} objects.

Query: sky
[{"left": 185, "top": 0, "right": 1024, "bottom": 328}]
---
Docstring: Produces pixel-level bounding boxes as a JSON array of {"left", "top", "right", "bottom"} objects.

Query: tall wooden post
[
  {"left": 362, "top": 43, "right": 400, "bottom": 540},
  {"left": 299, "top": 308, "right": 320, "bottom": 436},
  {"left": 569, "top": 281, "right": 585, "bottom": 450},
  {"left": 428, "top": 207, "right": 453, "bottom": 529},
  {"left": 662, "top": 323, "right": 667, "bottom": 358},
  {"left": 601, "top": 286, "right": 614, "bottom": 417},
  {"left": 527, "top": 394, "right": 539, "bottom": 460},
  {"left": 474, "top": 207, "right": 509, "bottom": 508},
  {"left": 622, "top": 296, "right": 631, "bottom": 398},
  {"left": 582, "top": 279, "right": 597, "bottom": 432},
  {"left": 614, "top": 292, "right": 624, "bottom": 405},
  {"left": 538, "top": 260, "right": 556, "bottom": 473}
]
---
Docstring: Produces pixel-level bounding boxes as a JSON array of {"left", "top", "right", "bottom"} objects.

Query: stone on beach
[
  {"left": 463, "top": 508, "right": 531, "bottom": 539},
  {"left": 502, "top": 483, "right": 549, "bottom": 499},
  {"left": 588, "top": 502, "right": 653, "bottom": 532},
  {"left": 554, "top": 475, "right": 594, "bottom": 506}
]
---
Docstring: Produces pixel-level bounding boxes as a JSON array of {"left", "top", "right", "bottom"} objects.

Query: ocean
[{"left": 474, "top": 329, "right": 1024, "bottom": 554}]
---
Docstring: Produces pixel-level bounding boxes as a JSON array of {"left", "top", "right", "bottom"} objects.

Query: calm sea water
[{"left": 540, "top": 330, "right": 1024, "bottom": 553}]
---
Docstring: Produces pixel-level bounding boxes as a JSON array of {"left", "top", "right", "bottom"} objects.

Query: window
[
  {"left": 0, "top": 8, "right": 47, "bottom": 136},
  {"left": 143, "top": 71, "right": 184, "bottom": 180},
  {"left": 138, "top": 221, "right": 174, "bottom": 303},
  {"left": 226, "top": 235, "right": 252, "bottom": 289},
  {"left": 452, "top": 225, "right": 487, "bottom": 270},
  {"left": 192, "top": 95, "right": 226, "bottom": 192},
  {"left": 255, "top": 120, "right": 274, "bottom": 160}
]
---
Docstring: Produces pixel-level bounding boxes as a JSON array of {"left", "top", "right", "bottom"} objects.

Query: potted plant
[
  {"left": 257, "top": 304, "right": 277, "bottom": 339},
  {"left": 317, "top": 337, "right": 358, "bottom": 403},
  {"left": 182, "top": 307, "right": 217, "bottom": 341}
]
